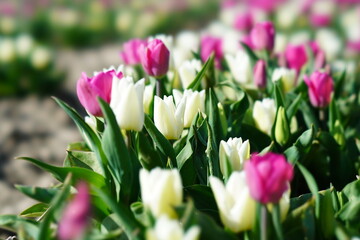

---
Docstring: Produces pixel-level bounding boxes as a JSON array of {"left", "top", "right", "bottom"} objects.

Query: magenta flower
[
  {"left": 200, "top": 35, "right": 223, "bottom": 69},
  {"left": 253, "top": 59, "right": 267, "bottom": 89},
  {"left": 245, "top": 152, "right": 293, "bottom": 204},
  {"left": 285, "top": 44, "right": 308, "bottom": 73},
  {"left": 58, "top": 182, "right": 91, "bottom": 240},
  {"left": 76, "top": 70, "right": 122, "bottom": 117},
  {"left": 120, "top": 38, "right": 146, "bottom": 65},
  {"left": 234, "top": 12, "right": 254, "bottom": 32},
  {"left": 246, "top": 0, "right": 286, "bottom": 12},
  {"left": 310, "top": 14, "right": 331, "bottom": 27},
  {"left": 140, "top": 39, "right": 170, "bottom": 78},
  {"left": 241, "top": 35, "right": 255, "bottom": 49},
  {"left": 304, "top": 71, "right": 333, "bottom": 108},
  {"left": 250, "top": 21, "right": 275, "bottom": 52}
]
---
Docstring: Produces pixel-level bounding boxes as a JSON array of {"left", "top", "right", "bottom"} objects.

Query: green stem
[
  {"left": 261, "top": 205, "right": 268, "bottom": 240},
  {"left": 272, "top": 203, "right": 284, "bottom": 240},
  {"left": 156, "top": 78, "right": 163, "bottom": 98}
]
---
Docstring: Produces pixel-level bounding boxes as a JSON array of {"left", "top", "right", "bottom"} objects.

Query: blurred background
[{"left": 0, "top": 0, "right": 359, "bottom": 221}]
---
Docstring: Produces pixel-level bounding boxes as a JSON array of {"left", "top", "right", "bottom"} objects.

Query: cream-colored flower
[
  {"left": 178, "top": 59, "right": 202, "bottom": 89},
  {"left": 253, "top": 98, "right": 276, "bottom": 136},
  {"left": 219, "top": 137, "right": 250, "bottom": 174},
  {"left": 225, "top": 50, "right": 253, "bottom": 87},
  {"left": 272, "top": 67, "right": 297, "bottom": 93}
]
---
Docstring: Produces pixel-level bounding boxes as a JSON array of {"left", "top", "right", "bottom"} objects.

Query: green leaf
[
  {"left": 205, "top": 120, "right": 222, "bottom": 179},
  {"left": 99, "top": 98, "right": 133, "bottom": 202},
  {"left": 240, "top": 42, "right": 259, "bottom": 63},
  {"left": 15, "top": 185, "right": 59, "bottom": 203},
  {"left": 18, "top": 157, "right": 106, "bottom": 189},
  {"left": 205, "top": 88, "right": 224, "bottom": 145},
  {"left": 0, "top": 215, "right": 39, "bottom": 238},
  {"left": 64, "top": 150, "right": 104, "bottom": 175},
  {"left": 136, "top": 131, "right": 164, "bottom": 169},
  {"left": 20, "top": 203, "right": 49, "bottom": 218},
  {"left": 187, "top": 54, "right": 215, "bottom": 91},
  {"left": 286, "top": 93, "right": 303, "bottom": 120},
  {"left": 296, "top": 162, "right": 320, "bottom": 218},
  {"left": 294, "top": 126, "right": 314, "bottom": 150},
  {"left": 94, "top": 188, "right": 144, "bottom": 240},
  {"left": 54, "top": 97, "right": 107, "bottom": 174},
  {"left": 197, "top": 212, "right": 237, "bottom": 240},
  {"left": 184, "top": 185, "right": 218, "bottom": 214},
  {"left": 273, "top": 81, "right": 285, "bottom": 108},
  {"left": 144, "top": 115, "right": 177, "bottom": 168},
  {"left": 319, "top": 190, "right": 335, "bottom": 238}
]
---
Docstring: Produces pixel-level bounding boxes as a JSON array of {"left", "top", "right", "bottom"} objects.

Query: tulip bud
[
  {"left": 120, "top": 38, "right": 146, "bottom": 65},
  {"left": 146, "top": 216, "right": 200, "bottom": 240},
  {"left": 140, "top": 168, "right": 183, "bottom": 218},
  {"left": 253, "top": 98, "right": 277, "bottom": 136},
  {"left": 173, "top": 89, "right": 205, "bottom": 128},
  {"left": 225, "top": 50, "right": 253, "bottom": 86},
  {"left": 140, "top": 39, "right": 170, "bottom": 77},
  {"left": 250, "top": 21, "right": 275, "bottom": 52},
  {"left": 272, "top": 67, "right": 297, "bottom": 93},
  {"left": 304, "top": 71, "right": 333, "bottom": 108},
  {"left": 154, "top": 95, "right": 185, "bottom": 140},
  {"left": 210, "top": 172, "right": 256, "bottom": 233},
  {"left": 234, "top": 12, "right": 254, "bottom": 32},
  {"left": 200, "top": 35, "right": 223, "bottom": 69},
  {"left": 143, "top": 85, "right": 154, "bottom": 115},
  {"left": 58, "top": 182, "right": 91, "bottom": 240},
  {"left": 77, "top": 70, "right": 122, "bottom": 117},
  {"left": 333, "top": 120, "right": 345, "bottom": 147},
  {"left": 245, "top": 152, "right": 293, "bottom": 204},
  {"left": 219, "top": 138, "right": 250, "bottom": 175},
  {"left": 253, "top": 59, "right": 267, "bottom": 89},
  {"left": 285, "top": 44, "right": 307, "bottom": 73},
  {"left": 275, "top": 107, "right": 290, "bottom": 146},
  {"left": 110, "top": 76, "right": 145, "bottom": 131},
  {"left": 178, "top": 59, "right": 202, "bottom": 89},
  {"left": 31, "top": 46, "right": 51, "bottom": 70}
]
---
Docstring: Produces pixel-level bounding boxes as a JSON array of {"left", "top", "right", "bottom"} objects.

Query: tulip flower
[
  {"left": 250, "top": 21, "right": 275, "bottom": 52},
  {"left": 58, "top": 182, "right": 91, "bottom": 240},
  {"left": 110, "top": 76, "right": 145, "bottom": 131},
  {"left": 146, "top": 216, "right": 200, "bottom": 240},
  {"left": 140, "top": 39, "right": 170, "bottom": 78},
  {"left": 234, "top": 12, "right": 253, "bottom": 32},
  {"left": 285, "top": 44, "right": 307, "bottom": 73},
  {"left": 225, "top": 50, "right": 253, "bottom": 86},
  {"left": 219, "top": 137, "right": 250, "bottom": 175},
  {"left": 140, "top": 168, "right": 183, "bottom": 218},
  {"left": 244, "top": 152, "right": 293, "bottom": 204},
  {"left": 77, "top": 70, "right": 122, "bottom": 117},
  {"left": 200, "top": 35, "right": 223, "bottom": 69},
  {"left": 304, "top": 71, "right": 333, "bottom": 108},
  {"left": 272, "top": 67, "right": 297, "bottom": 93},
  {"left": 275, "top": 107, "right": 290, "bottom": 146},
  {"left": 178, "top": 59, "right": 202, "bottom": 89},
  {"left": 252, "top": 98, "right": 276, "bottom": 136},
  {"left": 143, "top": 85, "right": 154, "bottom": 115},
  {"left": 120, "top": 38, "right": 146, "bottom": 65},
  {"left": 253, "top": 59, "right": 267, "bottom": 89},
  {"left": 247, "top": 0, "right": 286, "bottom": 12},
  {"left": 173, "top": 89, "right": 205, "bottom": 128},
  {"left": 210, "top": 171, "right": 256, "bottom": 233},
  {"left": 154, "top": 95, "right": 185, "bottom": 140}
]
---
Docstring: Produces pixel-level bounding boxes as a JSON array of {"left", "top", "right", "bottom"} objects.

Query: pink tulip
[
  {"left": 200, "top": 35, "right": 223, "bottom": 69},
  {"left": 120, "top": 38, "right": 146, "bottom": 65},
  {"left": 285, "top": 44, "right": 308, "bottom": 73},
  {"left": 250, "top": 21, "right": 275, "bottom": 52},
  {"left": 304, "top": 71, "right": 333, "bottom": 108},
  {"left": 77, "top": 70, "right": 122, "bottom": 117},
  {"left": 245, "top": 152, "right": 293, "bottom": 204},
  {"left": 140, "top": 39, "right": 170, "bottom": 78},
  {"left": 58, "top": 182, "right": 91, "bottom": 240},
  {"left": 241, "top": 35, "right": 255, "bottom": 49},
  {"left": 310, "top": 14, "right": 331, "bottom": 27},
  {"left": 347, "top": 41, "right": 360, "bottom": 52},
  {"left": 234, "top": 12, "right": 254, "bottom": 32},
  {"left": 253, "top": 59, "right": 267, "bottom": 89},
  {"left": 246, "top": 0, "right": 286, "bottom": 12}
]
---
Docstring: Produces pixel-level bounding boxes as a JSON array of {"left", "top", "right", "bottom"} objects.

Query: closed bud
[
  {"left": 272, "top": 67, "right": 297, "bottom": 93},
  {"left": 275, "top": 107, "right": 290, "bottom": 146},
  {"left": 178, "top": 59, "right": 202, "bottom": 89},
  {"left": 143, "top": 85, "right": 154, "bottom": 115},
  {"left": 253, "top": 59, "right": 267, "bottom": 89},
  {"left": 140, "top": 168, "right": 183, "bottom": 218},
  {"left": 200, "top": 35, "right": 223, "bottom": 69},
  {"left": 154, "top": 95, "right": 185, "bottom": 140},
  {"left": 219, "top": 138, "right": 250, "bottom": 175},
  {"left": 140, "top": 39, "right": 170, "bottom": 77},
  {"left": 120, "top": 38, "right": 146, "bottom": 65},
  {"left": 253, "top": 98, "right": 276, "bottom": 136},
  {"left": 333, "top": 120, "right": 345, "bottom": 147},
  {"left": 304, "top": 71, "right": 333, "bottom": 108},
  {"left": 250, "top": 21, "right": 275, "bottom": 52},
  {"left": 210, "top": 172, "right": 256, "bottom": 233},
  {"left": 110, "top": 76, "right": 145, "bottom": 131}
]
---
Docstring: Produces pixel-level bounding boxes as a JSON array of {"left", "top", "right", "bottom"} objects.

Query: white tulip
[
  {"left": 315, "top": 29, "right": 342, "bottom": 61},
  {"left": 272, "top": 68, "right": 297, "bottom": 93},
  {"left": 140, "top": 168, "right": 183, "bottom": 218},
  {"left": 289, "top": 31, "right": 311, "bottom": 45},
  {"left": 0, "top": 38, "right": 15, "bottom": 63},
  {"left": 173, "top": 89, "right": 205, "bottom": 128},
  {"left": 146, "top": 216, "right": 200, "bottom": 240},
  {"left": 274, "top": 33, "right": 288, "bottom": 54},
  {"left": 219, "top": 138, "right": 250, "bottom": 174},
  {"left": 225, "top": 50, "right": 253, "bottom": 87},
  {"left": 176, "top": 31, "right": 200, "bottom": 54},
  {"left": 15, "top": 34, "right": 34, "bottom": 57},
  {"left": 143, "top": 85, "right": 154, "bottom": 114},
  {"left": 31, "top": 46, "right": 51, "bottom": 69},
  {"left": 110, "top": 76, "right": 145, "bottom": 131},
  {"left": 178, "top": 59, "right": 202, "bottom": 89},
  {"left": 210, "top": 172, "right": 256, "bottom": 233},
  {"left": 275, "top": 1, "right": 300, "bottom": 30},
  {"left": 154, "top": 95, "right": 185, "bottom": 140},
  {"left": 222, "top": 29, "right": 242, "bottom": 55},
  {"left": 253, "top": 98, "right": 276, "bottom": 136}
]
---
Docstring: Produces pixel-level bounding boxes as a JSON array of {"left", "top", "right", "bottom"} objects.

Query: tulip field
[{"left": 1, "top": 0, "right": 360, "bottom": 239}]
